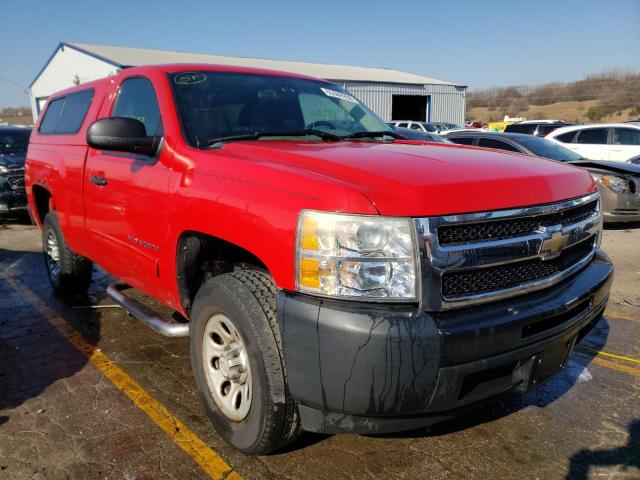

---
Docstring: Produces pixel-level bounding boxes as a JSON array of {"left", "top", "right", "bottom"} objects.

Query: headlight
[
  {"left": 0, "top": 165, "right": 9, "bottom": 174},
  {"left": 600, "top": 175, "right": 631, "bottom": 193},
  {"left": 296, "top": 211, "right": 418, "bottom": 300}
]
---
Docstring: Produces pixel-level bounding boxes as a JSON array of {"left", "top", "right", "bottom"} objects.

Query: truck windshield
[{"left": 168, "top": 71, "right": 394, "bottom": 147}]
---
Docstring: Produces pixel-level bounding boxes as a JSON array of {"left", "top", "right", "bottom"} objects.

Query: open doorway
[{"left": 392, "top": 95, "right": 430, "bottom": 121}]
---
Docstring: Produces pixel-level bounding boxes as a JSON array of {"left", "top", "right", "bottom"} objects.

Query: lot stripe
[
  {"left": 576, "top": 345, "right": 640, "bottom": 365},
  {"left": 3, "top": 274, "right": 243, "bottom": 480},
  {"left": 591, "top": 357, "right": 640, "bottom": 378}
]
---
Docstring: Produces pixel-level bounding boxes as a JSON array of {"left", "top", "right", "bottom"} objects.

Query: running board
[{"left": 106, "top": 282, "right": 190, "bottom": 337}]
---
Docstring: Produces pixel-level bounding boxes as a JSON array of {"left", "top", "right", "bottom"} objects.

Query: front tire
[
  {"left": 190, "top": 271, "right": 300, "bottom": 454},
  {"left": 42, "top": 211, "right": 92, "bottom": 296}
]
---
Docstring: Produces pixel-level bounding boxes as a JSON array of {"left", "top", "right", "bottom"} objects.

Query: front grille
[
  {"left": 7, "top": 175, "right": 25, "bottom": 189},
  {"left": 442, "top": 237, "right": 595, "bottom": 298},
  {"left": 438, "top": 200, "right": 598, "bottom": 245}
]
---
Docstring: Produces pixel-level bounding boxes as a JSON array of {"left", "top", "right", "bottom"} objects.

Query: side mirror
[{"left": 86, "top": 117, "right": 161, "bottom": 157}]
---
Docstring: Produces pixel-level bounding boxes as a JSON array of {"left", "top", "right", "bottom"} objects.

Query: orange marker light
[
  {"left": 299, "top": 258, "right": 320, "bottom": 288},
  {"left": 300, "top": 217, "right": 319, "bottom": 251}
]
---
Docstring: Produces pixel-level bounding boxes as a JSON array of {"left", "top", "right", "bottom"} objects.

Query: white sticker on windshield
[{"left": 321, "top": 88, "right": 358, "bottom": 103}]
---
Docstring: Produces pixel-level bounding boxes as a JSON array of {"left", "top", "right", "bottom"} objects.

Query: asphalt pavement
[{"left": 0, "top": 216, "right": 638, "bottom": 480}]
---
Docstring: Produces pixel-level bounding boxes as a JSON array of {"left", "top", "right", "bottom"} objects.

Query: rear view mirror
[{"left": 86, "top": 117, "right": 161, "bottom": 157}]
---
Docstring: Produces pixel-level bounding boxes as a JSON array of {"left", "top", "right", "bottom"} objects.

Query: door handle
[{"left": 90, "top": 175, "right": 108, "bottom": 186}]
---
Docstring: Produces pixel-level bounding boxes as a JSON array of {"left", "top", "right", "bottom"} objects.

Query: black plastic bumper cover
[
  {"left": 0, "top": 185, "right": 27, "bottom": 212},
  {"left": 277, "top": 250, "right": 613, "bottom": 434}
]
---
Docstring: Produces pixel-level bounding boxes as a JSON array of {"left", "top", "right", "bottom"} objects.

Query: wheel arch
[
  {"left": 175, "top": 230, "right": 273, "bottom": 314},
  {"left": 31, "top": 184, "right": 53, "bottom": 226}
]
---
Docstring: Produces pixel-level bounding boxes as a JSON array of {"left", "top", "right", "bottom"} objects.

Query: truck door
[{"left": 84, "top": 75, "right": 170, "bottom": 297}]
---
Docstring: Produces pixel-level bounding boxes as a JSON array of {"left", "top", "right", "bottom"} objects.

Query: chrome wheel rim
[
  {"left": 45, "top": 230, "right": 61, "bottom": 282},
  {"left": 202, "top": 313, "right": 252, "bottom": 421}
]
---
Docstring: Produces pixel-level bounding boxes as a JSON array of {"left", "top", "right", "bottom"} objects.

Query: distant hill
[
  {"left": 467, "top": 69, "right": 640, "bottom": 124},
  {"left": 0, "top": 107, "right": 33, "bottom": 126}
]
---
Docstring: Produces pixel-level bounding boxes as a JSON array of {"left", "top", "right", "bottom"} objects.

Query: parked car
[
  {"left": 0, "top": 125, "right": 31, "bottom": 215},
  {"left": 437, "top": 122, "right": 460, "bottom": 130},
  {"left": 545, "top": 123, "right": 640, "bottom": 162},
  {"left": 443, "top": 131, "right": 640, "bottom": 223},
  {"left": 390, "top": 120, "right": 439, "bottom": 133},
  {"left": 392, "top": 126, "right": 451, "bottom": 142},
  {"left": 504, "top": 120, "right": 572, "bottom": 137},
  {"left": 431, "top": 122, "right": 460, "bottom": 132},
  {"left": 26, "top": 64, "right": 612, "bottom": 454}
]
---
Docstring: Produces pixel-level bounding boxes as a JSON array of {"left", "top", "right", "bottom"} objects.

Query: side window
[
  {"left": 55, "top": 90, "right": 94, "bottom": 133},
  {"left": 576, "top": 128, "right": 608, "bottom": 145},
  {"left": 39, "top": 98, "right": 65, "bottom": 134},
  {"left": 448, "top": 137, "right": 475, "bottom": 145},
  {"left": 38, "top": 89, "right": 93, "bottom": 134},
  {"left": 112, "top": 77, "right": 163, "bottom": 136},
  {"left": 478, "top": 138, "right": 520, "bottom": 152},
  {"left": 555, "top": 131, "right": 577, "bottom": 143},
  {"left": 409, "top": 123, "right": 422, "bottom": 130},
  {"left": 612, "top": 128, "right": 640, "bottom": 146},
  {"left": 538, "top": 125, "right": 561, "bottom": 136}
]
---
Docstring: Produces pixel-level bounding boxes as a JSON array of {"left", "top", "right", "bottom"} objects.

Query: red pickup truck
[{"left": 25, "top": 64, "right": 612, "bottom": 454}]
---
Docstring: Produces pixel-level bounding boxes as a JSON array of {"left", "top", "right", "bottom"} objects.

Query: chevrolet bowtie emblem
[{"left": 539, "top": 225, "right": 567, "bottom": 260}]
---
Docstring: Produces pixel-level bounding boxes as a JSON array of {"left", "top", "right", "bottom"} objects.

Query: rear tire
[
  {"left": 190, "top": 270, "right": 301, "bottom": 454},
  {"left": 42, "top": 211, "right": 92, "bottom": 296}
]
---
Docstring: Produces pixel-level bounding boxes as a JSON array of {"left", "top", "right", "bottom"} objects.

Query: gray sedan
[{"left": 442, "top": 131, "right": 640, "bottom": 223}]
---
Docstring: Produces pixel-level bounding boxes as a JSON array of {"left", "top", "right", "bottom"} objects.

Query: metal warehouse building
[{"left": 30, "top": 42, "right": 467, "bottom": 125}]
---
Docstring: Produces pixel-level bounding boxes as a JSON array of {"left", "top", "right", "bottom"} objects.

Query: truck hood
[{"left": 217, "top": 141, "right": 597, "bottom": 216}]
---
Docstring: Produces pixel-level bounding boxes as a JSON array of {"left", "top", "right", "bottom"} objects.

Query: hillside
[
  {"left": 0, "top": 107, "right": 33, "bottom": 126},
  {"left": 467, "top": 70, "right": 640, "bottom": 124}
]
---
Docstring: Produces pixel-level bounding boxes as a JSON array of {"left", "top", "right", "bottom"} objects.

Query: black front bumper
[
  {"left": 0, "top": 183, "right": 27, "bottom": 214},
  {"left": 277, "top": 250, "right": 613, "bottom": 434}
]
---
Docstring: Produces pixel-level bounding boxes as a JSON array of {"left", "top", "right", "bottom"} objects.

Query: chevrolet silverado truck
[{"left": 25, "top": 64, "right": 613, "bottom": 454}]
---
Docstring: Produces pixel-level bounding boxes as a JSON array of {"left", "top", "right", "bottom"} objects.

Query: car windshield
[
  {"left": 0, "top": 129, "right": 30, "bottom": 155},
  {"left": 396, "top": 128, "right": 447, "bottom": 142},
  {"left": 515, "top": 135, "right": 583, "bottom": 161},
  {"left": 169, "top": 71, "right": 393, "bottom": 147}
]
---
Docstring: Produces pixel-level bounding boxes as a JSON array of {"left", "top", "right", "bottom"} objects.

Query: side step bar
[{"left": 106, "top": 282, "right": 190, "bottom": 337}]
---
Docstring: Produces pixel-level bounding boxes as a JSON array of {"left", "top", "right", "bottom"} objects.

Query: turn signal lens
[
  {"left": 300, "top": 217, "right": 319, "bottom": 251},
  {"left": 299, "top": 258, "right": 320, "bottom": 288}
]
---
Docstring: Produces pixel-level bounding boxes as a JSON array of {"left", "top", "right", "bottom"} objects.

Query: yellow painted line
[
  {"left": 576, "top": 345, "right": 640, "bottom": 365},
  {"left": 591, "top": 357, "right": 640, "bottom": 378},
  {"left": 4, "top": 275, "right": 242, "bottom": 480}
]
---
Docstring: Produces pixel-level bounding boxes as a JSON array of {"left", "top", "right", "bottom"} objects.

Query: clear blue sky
[{"left": 0, "top": 0, "right": 638, "bottom": 108}]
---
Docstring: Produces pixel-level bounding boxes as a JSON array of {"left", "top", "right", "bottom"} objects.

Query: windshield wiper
[
  {"left": 204, "top": 129, "right": 342, "bottom": 148},
  {"left": 341, "top": 130, "right": 402, "bottom": 140}
]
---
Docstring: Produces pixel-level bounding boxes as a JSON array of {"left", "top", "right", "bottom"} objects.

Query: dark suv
[
  {"left": 504, "top": 121, "right": 572, "bottom": 137},
  {"left": 0, "top": 126, "right": 30, "bottom": 215}
]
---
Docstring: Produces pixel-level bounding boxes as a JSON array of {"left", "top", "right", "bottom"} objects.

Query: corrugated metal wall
[{"left": 333, "top": 81, "right": 466, "bottom": 126}]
